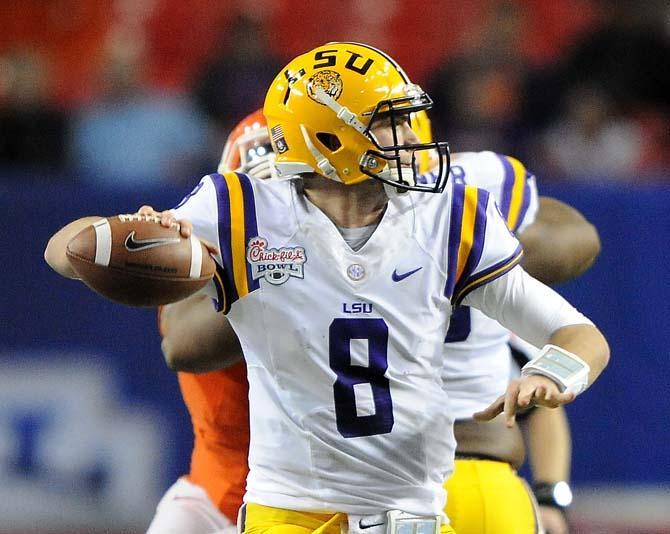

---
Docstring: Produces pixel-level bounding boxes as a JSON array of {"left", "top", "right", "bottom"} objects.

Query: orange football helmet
[{"left": 218, "top": 109, "right": 275, "bottom": 180}]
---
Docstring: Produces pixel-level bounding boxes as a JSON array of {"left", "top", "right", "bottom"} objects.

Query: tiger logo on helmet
[
  {"left": 307, "top": 70, "right": 343, "bottom": 104},
  {"left": 263, "top": 42, "right": 450, "bottom": 193}
]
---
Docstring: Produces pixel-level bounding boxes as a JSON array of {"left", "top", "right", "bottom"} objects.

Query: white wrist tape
[{"left": 521, "top": 344, "right": 590, "bottom": 395}]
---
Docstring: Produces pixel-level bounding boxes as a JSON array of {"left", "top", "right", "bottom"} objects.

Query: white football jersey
[
  {"left": 173, "top": 171, "right": 522, "bottom": 516},
  {"left": 438, "top": 152, "right": 539, "bottom": 420}
]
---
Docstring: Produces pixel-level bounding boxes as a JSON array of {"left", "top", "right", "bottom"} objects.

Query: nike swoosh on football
[
  {"left": 391, "top": 266, "right": 422, "bottom": 282},
  {"left": 124, "top": 231, "right": 181, "bottom": 252}
]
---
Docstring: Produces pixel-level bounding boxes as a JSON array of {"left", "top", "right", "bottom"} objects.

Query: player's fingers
[
  {"left": 503, "top": 380, "right": 522, "bottom": 427},
  {"left": 537, "top": 389, "right": 576, "bottom": 408},
  {"left": 544, "top": 385, "right": 554, "bottom": 402},
  {"left": 473, "top": 396, "right": 504, "bottom": 421},
  {"left": 156, "top": 210, "right": 184, "bottom": 234},
  {"left": 527, "top": 384, "right": 545, "bottom": 405},
  {"left": 138, "top": 205, "right": 156, "bottom": 216},
  {"left": 519, "top": 383, "right": 541, "bottom": 408},
  {"left": 175, "top": 218, "right": 192, "bottom": 237},
  {"left": 551, "top": 390, "right": 576, "bottom": 407},
  {"left": 200, "top": 238, "right": 220, "bottom": 256},
  {"left": 160, "top": 211, "right": 174, "bottom": 226},
  {"left": 531, "top": 383, "right": 559, "bottom": 407}
]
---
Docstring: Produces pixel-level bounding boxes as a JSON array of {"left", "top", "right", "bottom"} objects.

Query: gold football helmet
[{"left": 264, "top": 42, "right": 450, "bottom": 193}]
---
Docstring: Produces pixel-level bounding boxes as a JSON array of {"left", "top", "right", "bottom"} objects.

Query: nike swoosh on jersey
[
  {"left": 391, "top": 266, "right": 422, "bottom": 282},
  {"left": 124, "top": 231, "right": 181, "bottom": 252}
]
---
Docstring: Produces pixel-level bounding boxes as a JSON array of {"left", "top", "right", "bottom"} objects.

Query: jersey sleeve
[
  {"left": 444, "top": 184, "right": 524, "bottom": 306},
  {"left": 173, "top": 171, "right": 260, "bottom": 313},
  {"left": 462, "top": 265, "right": 593, "bottom": 348},
  {"left": 495, "top": 154, "right": 538, "bottom": 234},
  {"left": 450, "top": 151, "right": 539, "bottom": 234}
]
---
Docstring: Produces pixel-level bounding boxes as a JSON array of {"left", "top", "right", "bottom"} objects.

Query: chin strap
[
  {"left": 377, "top": 164, "right": 417, "bottom": 189},
  {"left": 299, "top": 124, "right": 342, "bottom": 182}
]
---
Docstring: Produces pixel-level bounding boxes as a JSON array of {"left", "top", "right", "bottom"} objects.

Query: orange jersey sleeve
[{"left": 178, "top": 362, "right": 250, "bottom": 522}]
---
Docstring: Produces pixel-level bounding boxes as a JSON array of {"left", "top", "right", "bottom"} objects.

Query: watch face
[
  {"left": 534, "top": 481, "right": 573, "bottom": 509},
  {"left": 553, "top": 481, "right": 573, "bottom": 507}
]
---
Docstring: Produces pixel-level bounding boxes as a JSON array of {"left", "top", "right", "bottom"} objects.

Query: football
[{"left": 66, "top": 214, "right": 216, "bottom": 306}]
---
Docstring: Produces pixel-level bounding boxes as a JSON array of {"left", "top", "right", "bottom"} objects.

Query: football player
[
  {"left": 158, "top": 111, "right": 593, "bottom": 534},
  {"left": 145, "top": 111, "right": 273, "bottom": 534},
  {"left": 157, "top": 42, "right": 609, "bottom": 534},
  {"left": 46, "top": 42, "right": 609, "bottom": 534},
  {"left": 145, "top": 304, "right": 245, "bottom": 534},
  {"left": 511, "top": 336, "right": 573, "bottom": 534},
  {"left": 414, "top": 112, "right": 592, "bottom": 534},
  {"left": 43, "top": 112, "right": 271, "bottom": 534}
]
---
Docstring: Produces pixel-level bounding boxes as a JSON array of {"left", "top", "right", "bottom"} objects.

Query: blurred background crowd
[{"left": 1, "top": 0, "right": 668, "bottom": 186}]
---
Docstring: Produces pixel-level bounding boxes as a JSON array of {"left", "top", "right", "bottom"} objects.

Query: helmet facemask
[
  {"left": 265, "top": 42, "right": 451, "bottom": 193},
  {"left": 238, "top": 137, "right": 276, "bottom": 180},
  {"left": 361, "top": 89, "right": 450, "bottom": 194},
  {"left": 309, "top": 82, "right": 450, "bottom": 194}
]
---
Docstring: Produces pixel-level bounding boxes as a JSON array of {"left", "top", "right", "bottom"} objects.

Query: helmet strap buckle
[{"left": 300, "top": 124, "right": 342, "bottom": 182}]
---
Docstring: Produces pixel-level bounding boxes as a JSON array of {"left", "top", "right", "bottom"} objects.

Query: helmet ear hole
[{"left": 316, "top": 132, "right": 342, "bottom": 152}]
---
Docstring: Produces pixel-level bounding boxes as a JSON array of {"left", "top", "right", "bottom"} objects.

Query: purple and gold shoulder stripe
[
  {"left": 444, "top": 184, "right": 524, "bottom": 305},
  {"left": 444, "top": 184, "right": 488, "bottom": 304},
  {"left": 210, "top": 171, "right": 261, "bottom": 313},
  {"left": 452, "top": 244, "right": 523, "bottom": 306},
  {"left": 498, "top": 155, "right": 533, "bottom": 233}
]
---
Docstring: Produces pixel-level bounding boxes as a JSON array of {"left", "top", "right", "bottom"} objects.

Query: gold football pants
[
  {"left": 444, "top": 459, "right": 539, "bottom": 534},
  {"left": 240, "top": 502, "right": 457, "bottom": 533}
]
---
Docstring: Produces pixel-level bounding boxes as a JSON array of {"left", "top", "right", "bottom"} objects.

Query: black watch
[{"left": 532, "top": 481, "right": 573, "bottom": 511}]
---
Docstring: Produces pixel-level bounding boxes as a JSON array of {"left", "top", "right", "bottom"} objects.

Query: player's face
[{"left": 369, "top": 113, "right": 419, "bottom": 165}]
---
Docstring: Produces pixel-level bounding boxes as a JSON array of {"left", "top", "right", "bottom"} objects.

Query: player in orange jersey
[{"left": 146, "top": 111, "right": 271, "bottom": 534}]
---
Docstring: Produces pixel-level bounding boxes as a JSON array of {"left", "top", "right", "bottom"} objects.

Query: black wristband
[{"left": 533, "top": 481, "right": 573, "bottom": 510}]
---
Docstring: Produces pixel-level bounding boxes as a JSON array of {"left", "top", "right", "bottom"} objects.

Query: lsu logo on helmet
[
  {"left": 263, "top": 42, "right": 451, "bottom": 193},
  {"left": 307, "top": 70, "right": 343, "bottom": 103}
]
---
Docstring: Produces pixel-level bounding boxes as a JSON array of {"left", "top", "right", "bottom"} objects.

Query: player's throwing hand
[
  {"left": 473, "top": 375, "right": 576, "bottom": 427},
  {"left": 137, "top": 205, "right": 219, "bottom": 255}
]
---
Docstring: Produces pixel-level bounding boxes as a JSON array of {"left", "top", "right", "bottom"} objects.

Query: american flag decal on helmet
[{"left": 271, "top": 125, "right": 289, "bottom": 153}]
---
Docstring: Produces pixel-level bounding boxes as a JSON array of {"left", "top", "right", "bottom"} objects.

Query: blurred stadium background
[{"left": 1, "top": 0, "right": 669, "bottom": 532}]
